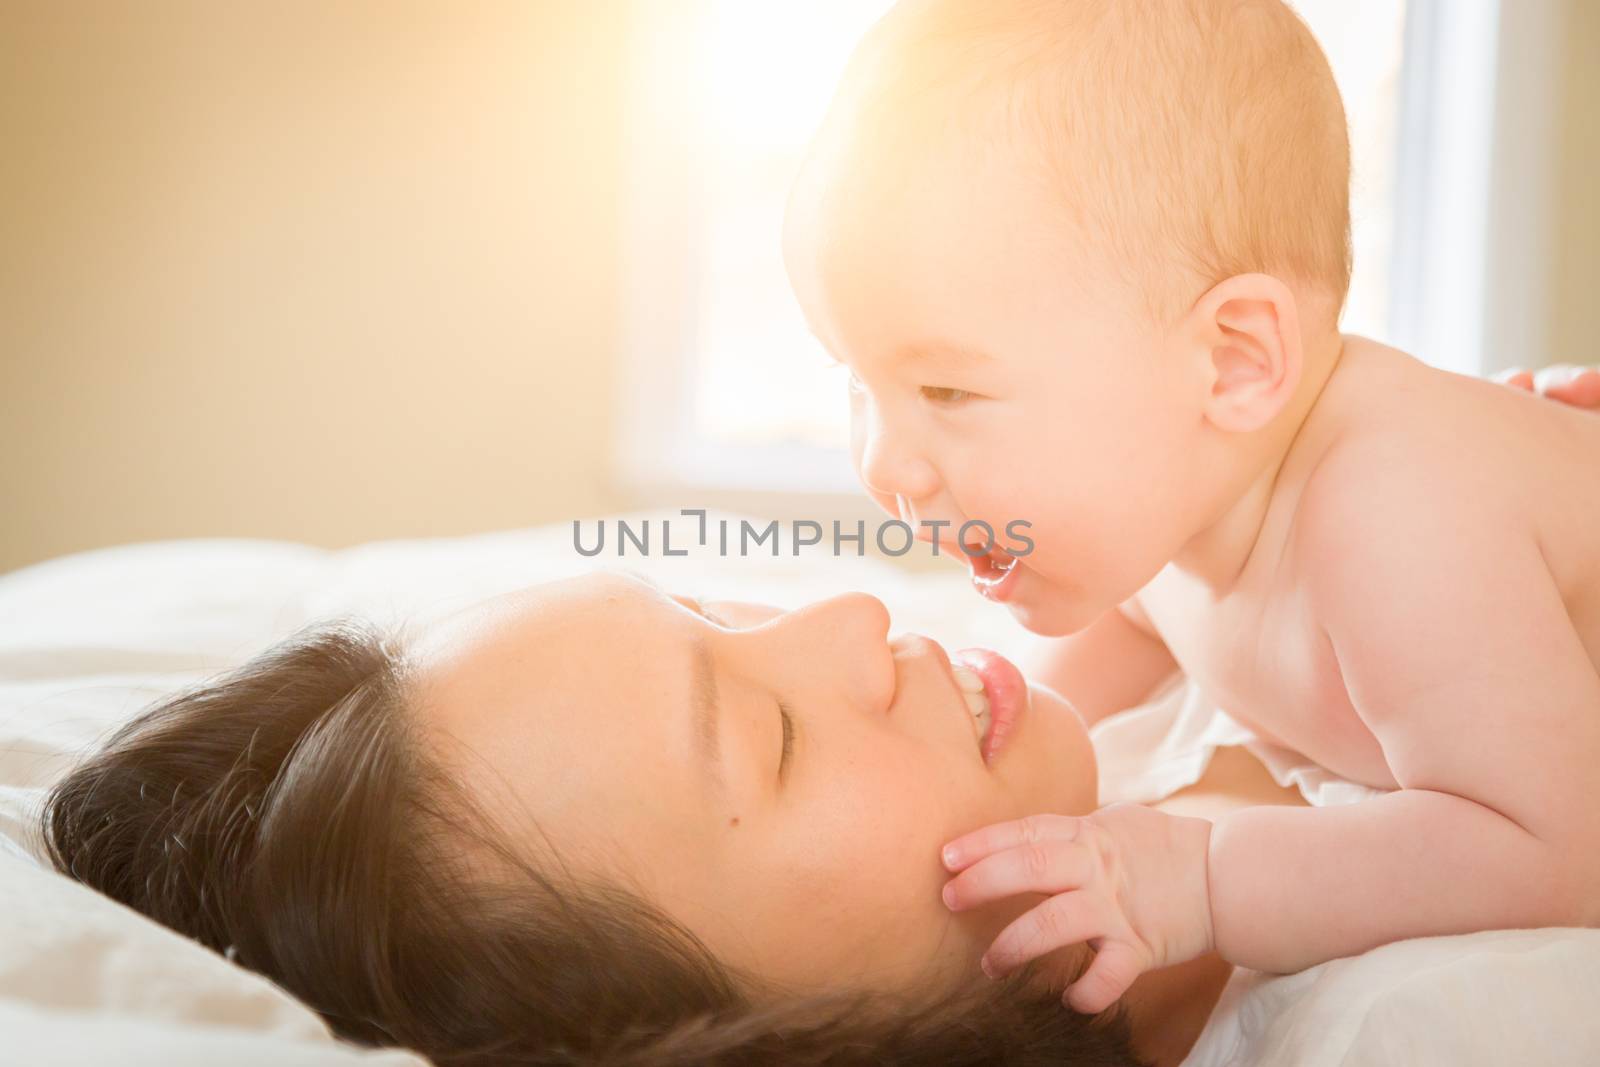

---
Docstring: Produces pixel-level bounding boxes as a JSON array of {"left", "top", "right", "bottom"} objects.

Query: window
[
  {"left": 1295, "top": 0, "right": 1408, "bottom": 344},
  {"left": 619, "top": 0, "right": 890, "bottom": 496},
  {"left": 620, "top": 0, "right": 1529, "bottom": 496}
]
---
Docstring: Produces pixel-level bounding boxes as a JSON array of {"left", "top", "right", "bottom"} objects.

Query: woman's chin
[
  {"left": 1028, "top": 681, "right": 1088, "bottom": 729},
  {"left": 1015, "top": 682, "right": 1099, "bottom": 813}
]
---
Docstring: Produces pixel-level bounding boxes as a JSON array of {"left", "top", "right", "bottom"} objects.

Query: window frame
[{"left": 1388, "top": 0, "right": 1566, "bottom": 377}]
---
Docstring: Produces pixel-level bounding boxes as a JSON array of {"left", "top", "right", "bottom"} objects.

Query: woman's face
[{"left": 409, "top": 573, "right": 1098, "bottom": 997}]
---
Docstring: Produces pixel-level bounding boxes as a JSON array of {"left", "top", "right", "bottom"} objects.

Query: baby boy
[{"left": 781, "top": 0, "right": 1600, "bottom": 1012}]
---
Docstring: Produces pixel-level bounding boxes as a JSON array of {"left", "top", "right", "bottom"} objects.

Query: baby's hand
[{"left": 940, "top": 805, "right": 1213, "bottom": 1014}]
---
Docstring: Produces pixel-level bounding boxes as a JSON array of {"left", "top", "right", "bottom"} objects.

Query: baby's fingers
[
  {"left": 1064, "top": 940, "right": 1146, "bottom": 1015},
  {"left": 942, "top": 839, "right": 1094, "bottom": 912},
  {"left": 980, "top": 889, "right": 1116, "bottom": 980},
  {"left": 941, "top": 813, "right": 1082, "bottom": 872}
]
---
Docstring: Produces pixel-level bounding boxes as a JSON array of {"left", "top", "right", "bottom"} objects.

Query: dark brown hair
[{"left": 44, "top": 619, "right": 1144, "bottom": 1065}]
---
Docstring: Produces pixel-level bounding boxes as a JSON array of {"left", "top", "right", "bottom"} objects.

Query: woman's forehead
[
  {"left": 411, "top": 574, "right": 666, "bottom": 664},
  {"left": 408, "top": 574, "right": 715, "bottom": 870}
]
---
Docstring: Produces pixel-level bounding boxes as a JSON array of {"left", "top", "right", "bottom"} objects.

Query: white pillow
[{"left": 0, "top": 841, "right": 427, "bottom": 1067}]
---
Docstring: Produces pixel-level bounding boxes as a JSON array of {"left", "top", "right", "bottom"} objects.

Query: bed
[{"left": 2, "top": 515, "right": 1595, "bottom": 1065}]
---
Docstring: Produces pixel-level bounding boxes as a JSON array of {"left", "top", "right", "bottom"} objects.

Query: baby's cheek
[{"left": 943, "top": 463, "right": 1049, "bottom": 544}]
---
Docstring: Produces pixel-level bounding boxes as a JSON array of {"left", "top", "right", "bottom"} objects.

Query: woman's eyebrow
[
  {"left": 690, "top": 635, "right": 725, "bottom": 797},
  {"left": 625, "top": 575, "right": 725, "bottom": 794}
]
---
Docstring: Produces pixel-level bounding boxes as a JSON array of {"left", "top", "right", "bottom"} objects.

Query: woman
[
  {"left": 42, "top": 573, "right": 1240, "bottom": 1066},
  {"left": 42, "top": 374, "right": 1600, "bottom": 1067}
]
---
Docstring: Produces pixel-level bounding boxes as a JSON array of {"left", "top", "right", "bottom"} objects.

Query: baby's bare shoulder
[
  {"left": 1316, "top": 341, "right": 1595, "bottom": 482},
  {"left": 1288, "top": 339, "right": 1600, "bottom": 599},
  {"left": 1314, "top": 340, "right": 1569, "bottom": 471}
]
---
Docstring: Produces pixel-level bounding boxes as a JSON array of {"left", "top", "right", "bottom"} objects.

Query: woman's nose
[
  {"left": 768, "top": 593, "right": 896, "bottom": 711},
  {"left": 808, "top": 592, "right": 891, "bottom": 636}
]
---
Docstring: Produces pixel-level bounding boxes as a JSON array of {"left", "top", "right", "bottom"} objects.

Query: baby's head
[{"left": 784, "top": 0, "right": 1352, "bottom": 634}]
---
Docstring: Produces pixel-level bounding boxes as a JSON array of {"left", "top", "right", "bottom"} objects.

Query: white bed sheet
[{"left": 1, "top": 518, "right": 1595, "bottom": 1065}]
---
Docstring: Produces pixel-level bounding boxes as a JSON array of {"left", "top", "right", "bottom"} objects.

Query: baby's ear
[{"left": 1182, "top": 273, "right": 1303, "bottom": 433}]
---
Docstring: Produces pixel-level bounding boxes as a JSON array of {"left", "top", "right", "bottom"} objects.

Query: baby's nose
[{"left": 855, "top": 422, "right": 940, "bottom": 501}]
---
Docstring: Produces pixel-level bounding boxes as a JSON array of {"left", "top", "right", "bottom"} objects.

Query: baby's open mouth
[{"left": 965, "top": 542, "right": 1021, "bottom": 601}]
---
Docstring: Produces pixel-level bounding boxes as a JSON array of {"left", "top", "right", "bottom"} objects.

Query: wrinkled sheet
[{"left": 2, "top": 520, "right": 1594, "bottom": 1065}]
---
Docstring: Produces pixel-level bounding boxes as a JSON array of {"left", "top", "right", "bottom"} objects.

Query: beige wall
[
  {"left": 1548, "top": 0, "right": 1600, "bottom": 366},
  {"left": 1, "top": 1, "right": 628, "bottom": 573},
  {"left": 2, "top": 2, "right": 1596, "bottom": 575}
]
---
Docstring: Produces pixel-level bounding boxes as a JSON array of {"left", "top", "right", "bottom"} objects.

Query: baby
[{"left": 781, "top": 0, "right": 1600, "bottom": 1013}]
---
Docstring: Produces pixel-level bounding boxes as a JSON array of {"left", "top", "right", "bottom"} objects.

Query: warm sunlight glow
[
  {"left": 631, "top": 0, "right": 1407, "bottom": 478},
  {"left": 687, "top": 1, "right": 894, "bottom": 452},
  {"left": 699, "top": 1, "right": 890, "bottom": 148}
]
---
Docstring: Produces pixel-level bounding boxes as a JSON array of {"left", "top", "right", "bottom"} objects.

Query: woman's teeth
[{"left": 951, "top": 663, "right": 992, "bottom": 743}]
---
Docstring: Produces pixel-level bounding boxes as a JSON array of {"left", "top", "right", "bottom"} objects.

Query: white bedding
[
  {"left": 1, "top": 517, "right": 1595, "bottom": 1065},
  {"left": 1100, "top": 683, "right": 1600, "bottom": 1065}
]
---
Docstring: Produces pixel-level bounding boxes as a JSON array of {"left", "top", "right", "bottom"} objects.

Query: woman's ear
[{"left": 1180, "top": 273, "right": 1303, "bottom": 433}]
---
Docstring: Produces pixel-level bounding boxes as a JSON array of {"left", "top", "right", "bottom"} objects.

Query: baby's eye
[{"left": 920, "top": 386, "right": 973, "bottom": 405}]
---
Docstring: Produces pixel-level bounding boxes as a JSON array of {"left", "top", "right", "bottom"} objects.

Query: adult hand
[{"left": 1493, "top": 364, "right": 1600, "bottom": 408}]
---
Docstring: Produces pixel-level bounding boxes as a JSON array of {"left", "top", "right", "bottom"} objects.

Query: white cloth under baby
[
  {"left": 1092, "top": 679, "right": 1600, "bottom": 1066},
  {"left": 1090, "top": 675, "right": 1388, "bottom": 809}
]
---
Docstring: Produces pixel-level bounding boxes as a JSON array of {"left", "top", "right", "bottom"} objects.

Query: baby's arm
[
  {"left": 1208, "top": 443, "right": 1600, "bottom": 972},
  {"left": 1023, "top": 601, "right": 1178, "bottom": 725}
]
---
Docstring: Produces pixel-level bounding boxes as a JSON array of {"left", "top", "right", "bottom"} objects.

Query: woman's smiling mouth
[
  {"left": 895, "top": 634, "right": 1029, "bottom": 764},
  {"left": 950, "top": 662, "right": 993, "bottom": 745},
  {"left": 952, "top": 647, "right": 1027, "bottom": 764}
]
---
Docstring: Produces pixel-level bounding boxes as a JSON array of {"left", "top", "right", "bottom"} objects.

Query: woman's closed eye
[
  {"left": 677, "top": 596, "right": 795, "bottom": 785},
  {"left": 777, "top": 700, "right": 795, "bottom": 786},
  {"left": 675, "top": 596, "right": 730, "bottom": 627}
]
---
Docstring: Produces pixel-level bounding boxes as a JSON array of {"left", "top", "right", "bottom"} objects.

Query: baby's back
[
  {"left": 1140, "top": 337, "right": 1600, "bottom": 787},
  {"left": 1330, "top": 341, "right": 1600, "bottom": 637}
]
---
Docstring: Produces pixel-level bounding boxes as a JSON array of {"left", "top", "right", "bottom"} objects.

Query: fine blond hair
[{"left": 833, "top": 0, "right": 1352, "bottom": 325}]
